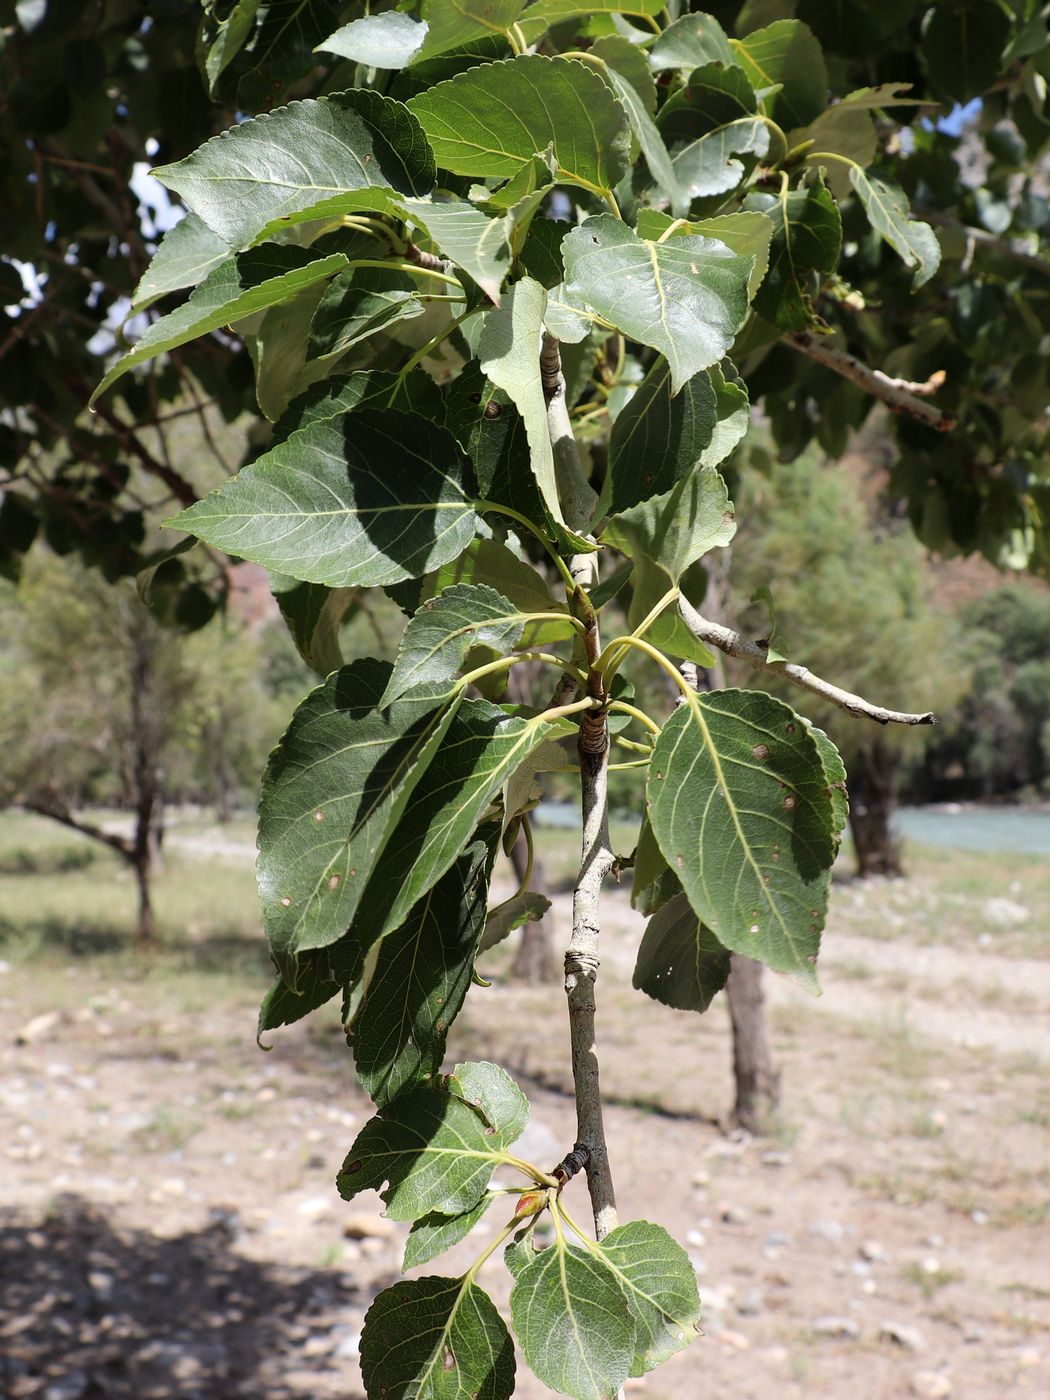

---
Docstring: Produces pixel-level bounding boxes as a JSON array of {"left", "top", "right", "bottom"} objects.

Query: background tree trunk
[
  {"left": 726, "top": 954, "right": 781, "bottom": 1132},
  {"left": 848, "top": 738, "right": 903, "bottom": 877},
  {"left": 508, "top": 831, "right": 557, "bottom": 983}
]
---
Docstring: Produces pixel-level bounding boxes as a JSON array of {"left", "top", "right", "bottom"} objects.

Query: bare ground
[{"left": 1, "top": 842, "right": 1048, "bottom": 1400}]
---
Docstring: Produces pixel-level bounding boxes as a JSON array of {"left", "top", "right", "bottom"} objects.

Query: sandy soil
[{"left": 1, "top": 868, "right": 1048, "bottom": 1400}]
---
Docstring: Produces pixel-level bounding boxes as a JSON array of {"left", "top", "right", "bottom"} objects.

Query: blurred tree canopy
[{"left": 2, "top": 0, "right": 1050, "bottom": 615}]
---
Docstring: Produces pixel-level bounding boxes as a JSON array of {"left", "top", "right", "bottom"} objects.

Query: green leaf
[
  {"left": 746, "top": 172, "right": 841, "bottom": 331},
  {"left": 273, "top": 367, "right": 444, "bottom": 441},
  {"left": 649, "top": 13, "right": 735, "bottom": 69},
  {"left": 201, "top": 0, "right": 261, "bottom": 94},
  {"left": 479, "top": 891, "right": 552, "bottom": 952},
  {"left": 733, "top": 18, "right": 828, "bottom": 127},
  {"left": 849, "top": 169, "right": 941, "bottom": 289},
  {"left": 130, "top": 213, "right": 232, "bottom": 311},
  {"left": 517, "top": 0, "right": 665, "bottom": 45},
  {"left": 337, "top": 1060, "right": 527, "bottom": 1218},
  {"left": 383, "top": 582, "right": 536, "bottom": 704},
  {"left": 632, "top": 892, "right": 731, "bottom": 1013},
  {"left": 598, "top": 1221, "right": 701, "bottom": 1374},
  {"left": 361, "top": 1275, "right": 515, "bottom": 1400},
  {"left": 562, "top": 217, "right": 754, "bottom": 395},
  {"left": 807, "top": 722, "right": 849, "bottom": 841},
  {"left": 307, "top": 266, "right": 424, "bottom": 361},
  {"left": 241, "top": 277, "right": 336, "bottom": 423},
  {"left": 647, "top": 688, "right": 838, "bottom": 987},
  {"left": 922, "top": 0, "right": 1011, "bottom": 103},
  {"left": 256, "top": 659, "right": 461, "bottom": 974},
  {"left": 400, "top": 196, "right": 512, "bottom": 302},
  {"left": 169, "top": 409, "right": 477, "bottom": 589},
  {"left": 403, "top": 1193, "right": 498, "bottom": 1271},
  {"left": 510, "top": 1236, "right": 635, "bottom": 1400},
  {"left": 636, "top": 210, "right": 773, "bottom": 302},
  {"left": 602, "top": 464, "right": 735, "bottom": 585},
  {"left": 407, "top": 55, "right": 631, "bottom": 199},
  {"left": 352, "top": 825, "right": 497, "bottom": 1107},
  {"left": 153, "top": 90, "right": 435, "bottom": 251},
  {"left": 422, "top": 538, "right": 569, "bottom": 641},
  {"left": 91, "top": 247, "right": 347, "bottom": 405},
  {"left": 415, "top": 0, "right": 525, "bottom": 62},
  {"left": 590, "top": 37, "right": 683, "bottom": 214},
  {"left": 348, "top": 698, "right": 575, "bottom": 950},
  {"left": 668, "top": 115, "right": 770, "bottom": 202},
  {"left": 270, "top": 573, "right": 357, "bottom": 678},
  {"left": 317, "top": 12, "right": 427, "bottom": 68},
  {"left": 222, "top": 0, "right": 344, "bottom": 109},
  {"left": 702, "top": 358, "right": 750, "bottom": 468},
  {"left": 257, "top": 952, "right": 342, "bottom": 1040},
  {"left": 657, "top": 61, "right": 758, "bottom": 136},
  {"left": 606, "top": 361, "right": 717, "bottom": 514},
  {"left": 799, "top": 104, "right": 876, "bottom": 198},
  {"left": 478, "top": 278, "right": 592, "bottom": 549}
]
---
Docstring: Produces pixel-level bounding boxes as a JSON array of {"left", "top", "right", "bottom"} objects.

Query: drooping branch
[
  {"left": 785, "top": 331, "right": 956, "bottom": 432},
  {"left": 677, "top": 595, "right": 937, "bottom": 727},
  {"left": 20, "top": 797, "right": 135, "bottom": 861}
]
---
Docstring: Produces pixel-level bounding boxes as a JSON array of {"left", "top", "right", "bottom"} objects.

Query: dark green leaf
[
  {"left": 517, "top": 0, "right": 665, "bottom": 45},
  {"left": 91, "top": 247, "right": 347, "bottom": 405},
  {"left": 407, "top": 55, "right": 631, "bottom": 198},
  {"left": 403, "top": 1192, "right": 498, "bottom": 1271},
  {"left": 606, "top": 362, "right": 716, "bottom": 514},
  {"left": 273, "top": 367, "right": 444, "bottom": 441},
  {"left": 561, "top": 216, "right": 754, "bottom": 394},
  {"left": 702, "top": 358, "right": 750, "bottom": 468},
  {"left": 416, "top": 0, "right": 525, "bottom": 62},
  {"left": 849, "top": 169, "right": 941, "bottom": 288},
  {"left": 270, "top": 573, "right": 357, "bottom": 678},
  {"left": 352, "top": 825, "right": 497, "bottom": 1107},
  {"left": 337, "top": 1060, "right": 527, "bottom": 1218},
  {"left": 307, "top": 266, "right": 424, "bottom": 360},
  {"left": 591, "top": 37, "right": 682, "bottom": 212},
  {"left": 348, "top": 697, "right": 576, "bottom": 950},
  {"left": 647, "top": 688, "right": 838, "bottom": 987},
  {"left": 256, "top": 659, "right": 461, "bottom": 976},
  {"left": 632, "top": 892, "right": 731, "bottom": 1013},
  {"left": 154, "top": 90, "right": 436, "bottom": 250},
  {"left": 598, "top": 1221, "right": 701, "bottom": 1374},
  {"left": 746, "top": 172, "right": 841, "bottom": 331},
  {"left": 479, "top": 891, "right": 552, "bottom": 952},
  {"left": 510, "top": 1237, "right": 635, "bottom": 1400},
  {"left": 361, "top": 1275, "right": 515, "bottom": 1400},
  {"left": 201, "top": 0, "right": 261, "bottom": 94},
  {"left": 922, "top": 0, "right": 1011, "bottom": 103},
  {"left": 170, "top": 409, "right": 477, "bottom": 589},
  {"left": 602, "top": 464, "right": 736, "bottom": 585},
  {"left": 735, "top": 18, "right": 828, "bottom": 127}
]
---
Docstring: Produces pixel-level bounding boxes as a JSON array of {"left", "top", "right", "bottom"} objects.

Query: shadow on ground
[{"left": 0, "top": 1196, "right": 372, "bottom": 1399}]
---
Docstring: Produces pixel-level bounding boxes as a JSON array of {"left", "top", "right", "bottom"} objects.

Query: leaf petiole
[{"left": 607, "top": 699, "right": 660, "bottom": 736}]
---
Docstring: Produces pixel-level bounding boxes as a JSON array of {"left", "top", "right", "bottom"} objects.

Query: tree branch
[
  {"left": 543, "top": 330, "right": 620, "bottom": 1253},
  {"left": 85, "top": 396, "right": 199, "bottom": 506},
  {"left": 785, "top": 331, "right": 956, "bottom": 432},
  {"left": 677, "top": 595, "right": 937, "bottom": 727},
  {"left": 20, "top": 798, "right": 135, "bottom": 860}
]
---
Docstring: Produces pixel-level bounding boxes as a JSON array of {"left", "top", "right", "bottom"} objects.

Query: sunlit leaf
[
  {"left": 734, "top": 17, "right": 828, "bottom": 127},
  {"left": 130, "top": 213, "right": 232, "bottom": 311},
  {"left": 598, "top": 1221, "right": 701, "bottom": 1374},
  {"left": 849, "top": 168, "right": 941, "bottom": 288},
  {"left": 317, "top": 11, "right": 427, "bottom": 68},
  {"left": 403, "top": 1192, "right": 498, "bottom": 1271}
]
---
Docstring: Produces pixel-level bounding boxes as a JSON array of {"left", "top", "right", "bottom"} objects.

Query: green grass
[{"left": 0, "top": 809, "right": 267, "bottom": 981}]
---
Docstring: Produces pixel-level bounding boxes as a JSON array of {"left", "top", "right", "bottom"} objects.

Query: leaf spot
[
  {"left": 313, "top": 810, "right": 325, "bottom": 822},
  {"left": 442, "top": 1347, "right": 455, "bottom": 1371},
  {"left": 344, "top": 1159, "right": 362, "bottom": 1174},
  {"left": 280, "top": 896, "right": 292, "bottom": 908},
  {"left": 783, "top": 795, "right": 796, "bottom": 810},
  {"left": 785, "top": 723, "right": 797, "bottom": 734},
  {"left": 483, "top": 400, "right": 503, "bottom": 419},
  {"left": 675, "top": 854, "right": 684, "bottom": 869},
  {"left": 807, "top": 954, "right": 818, "bottom": 964},
  {"left": 751, "top": 743, "right": 769, "bottom": 761},
  {"left": 327, "top": 875, "right": 341, "bottom": 891},
  {"left": 750, "top": 923, "right": 759, "bottom": 934}
]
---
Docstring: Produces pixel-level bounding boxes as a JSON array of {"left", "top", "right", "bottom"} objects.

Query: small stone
[
  {"left": 360, "top": 1237, "right": 386, "bottom": 1256},
  {"left": 921, "top": 1257, "right": 941, "bottom": 1275},
  {"left": 765, "top": 1231, "right": 793, "bottom": 1249},
  {"left": 685, "top": 1229, "right": 706, "bottom": 1247},
  {"left": 87, "top": 1270, "right": 114, "bottom": 1299},
  {"left": 737, "top": 1287, "right": 764, "bottom": 1316},
  {"left": 812, "top": 1315, "right": 861, "bottom": 1340},
  {"left": 881, "top": 1321, "right": 927, "bottom": 1352},
  {"left": 764, "top": 1345, "right": 790, "bottom": 1364},
  {"left": 718, "top": 1328, "right": 750, "bottom": 1351},
  {"left": 343, "top": 1212, "right": 397, "bottom": 1240},
  {"left": 692, "top": 1169, "right": 711, "bottom": 1188},
  {"left": 761, "top": 1150, "right": 792, "bottom": 1168},
  {"left": 923, "top": 1234, "right": 944, "bottom": 1249},
  {"left": 910, "top": 1370, "right": 952, "bottom": 1398},
  {"left": 970, "top": 1210, "right": 989, "bottom": 1225},
  {"left": 862, "top": 1279, "right": 877, "bottom": 1295},
  {"left": 810, "top": 1219, "right": 845, "bottom": 1244},
  {"left": 296, "top": 1194, "right": 332, "bottom": 1221},
  {"left": 1016, "top": 1346, "right": 1040, "bottom": 1368},
  {"left": 14, "top": 1010, "right": 61, "bottom": 1045},
  {"left": 720, "top": 1204, "right": 749, "bottom": 1225},
  {"left": 860, "top": 1240, "right": 887, "bottom": 1262}
]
